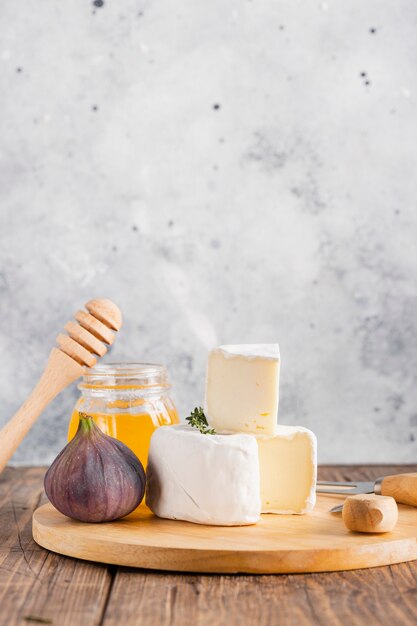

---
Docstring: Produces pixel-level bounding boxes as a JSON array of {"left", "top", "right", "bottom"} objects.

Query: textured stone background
[{"left": 1, "top": 0, "right": 417, "bottom": 464}]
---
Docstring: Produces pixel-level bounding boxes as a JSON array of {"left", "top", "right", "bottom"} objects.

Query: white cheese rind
[
  {"left": 204, "top": 343, "right": 280, "bottom": 435},
  {"left": 257, "top": 426, "right": 317, "bottom": 514},
  {"left": 216, "top": 344, "right": 280, "bottom": 360},
  {"left": 146, "top": 425, "right": 261, "bottom": 526}
]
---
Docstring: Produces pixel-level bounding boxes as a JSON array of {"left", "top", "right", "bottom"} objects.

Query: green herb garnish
[{"left": 186, "top": 407, "right": 216, "bottom": 435}]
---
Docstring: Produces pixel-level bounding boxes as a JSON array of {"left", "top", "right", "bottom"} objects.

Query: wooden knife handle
[
  {"left": 342, "top": 494, "right": 398, "bottom": 533},
  {"left": 376, "top": 473, "right": 417, "bottom": 506}
]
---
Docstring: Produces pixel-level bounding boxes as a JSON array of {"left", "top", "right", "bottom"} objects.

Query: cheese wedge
[
  {"left": 146, "top": 425, "right": 261, "bottom": 526},
  {"left": 204, "top": 344, "right": 280, "bottom": 435},
  {"left": 257, "top": 426, "right": 317, "bottom": 514}
]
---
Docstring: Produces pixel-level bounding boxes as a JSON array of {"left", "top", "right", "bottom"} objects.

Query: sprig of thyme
[{"left": 186, "top": 407, "right": 216, "bottom": 435}]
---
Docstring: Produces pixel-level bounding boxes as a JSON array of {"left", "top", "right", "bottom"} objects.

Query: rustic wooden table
[{"left": 1, "top": 466, "right": 417, "bottom": 626}]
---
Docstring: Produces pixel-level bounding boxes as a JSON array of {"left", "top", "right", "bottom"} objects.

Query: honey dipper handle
[
  {"left": 0, "top": 348, "right": 84, "bottom": 473},
  {"left": 377, "top": 473, "right": 417, "bottom": 506}
]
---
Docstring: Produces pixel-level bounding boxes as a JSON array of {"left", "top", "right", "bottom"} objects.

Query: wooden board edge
[{"left": 32, "top": 511, "right": 417, "bottom": 575}]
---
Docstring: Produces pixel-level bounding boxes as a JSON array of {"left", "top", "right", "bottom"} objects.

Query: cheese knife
[{"left": 316, "top": 473, "right": 417, "bottom": 513}]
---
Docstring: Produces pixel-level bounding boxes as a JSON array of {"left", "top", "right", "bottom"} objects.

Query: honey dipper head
[
  {"left": 56, "top": 299, "right": 122, "bottom": 367},
  {"left": 85, "top": 298, "right": 123, "bottom": 331}
]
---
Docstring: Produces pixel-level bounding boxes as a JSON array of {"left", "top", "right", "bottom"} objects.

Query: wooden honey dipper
[{"left": 0, "top": 298, "right": 122, "bottom": 473}]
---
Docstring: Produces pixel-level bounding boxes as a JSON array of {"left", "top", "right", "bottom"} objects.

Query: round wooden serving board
[{"left": 32, "top": 495, "right": 417, "bottom": 574}]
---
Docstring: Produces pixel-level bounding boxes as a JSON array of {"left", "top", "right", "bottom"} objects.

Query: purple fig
[{"left": 44, "top": 412, "right": 146, "bottom": 522}]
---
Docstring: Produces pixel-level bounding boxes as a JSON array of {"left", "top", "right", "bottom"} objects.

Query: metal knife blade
[
  {"left": 316, "top": 480, "right": 380, "bottom": 495},
  {"left": 317, "top": 478, "right": 384, "bottom": 514}
]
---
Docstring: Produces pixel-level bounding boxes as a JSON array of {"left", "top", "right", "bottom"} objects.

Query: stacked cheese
[{"left": 146, "top": 344, "right": 317, "bottom": 526}]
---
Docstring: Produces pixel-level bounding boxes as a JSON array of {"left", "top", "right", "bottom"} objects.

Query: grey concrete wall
[{"left": 1, "top": 0, "right": 417, "bottom": 464}]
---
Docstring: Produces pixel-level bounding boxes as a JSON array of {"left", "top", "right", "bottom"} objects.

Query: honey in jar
[{"left": 68, "top": 363, "right": 179, "bottom": 468}]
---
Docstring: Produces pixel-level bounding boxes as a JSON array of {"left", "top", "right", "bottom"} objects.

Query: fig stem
[{"left": 78, "top": 412, "right": 94, "bottom": 432}]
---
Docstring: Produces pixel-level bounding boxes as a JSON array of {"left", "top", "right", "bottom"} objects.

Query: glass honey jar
[{"left": 68, "top": 363, "right": 179, "bottom": 468}]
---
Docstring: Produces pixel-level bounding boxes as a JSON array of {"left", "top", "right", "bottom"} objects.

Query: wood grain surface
[{"left": 2, "top": 466, "right": 417, "bottom": 625}]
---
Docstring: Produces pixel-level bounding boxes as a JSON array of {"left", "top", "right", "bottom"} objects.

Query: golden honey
[{"left": 68, "top": 364, "right": 179, "bottom": 468}]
